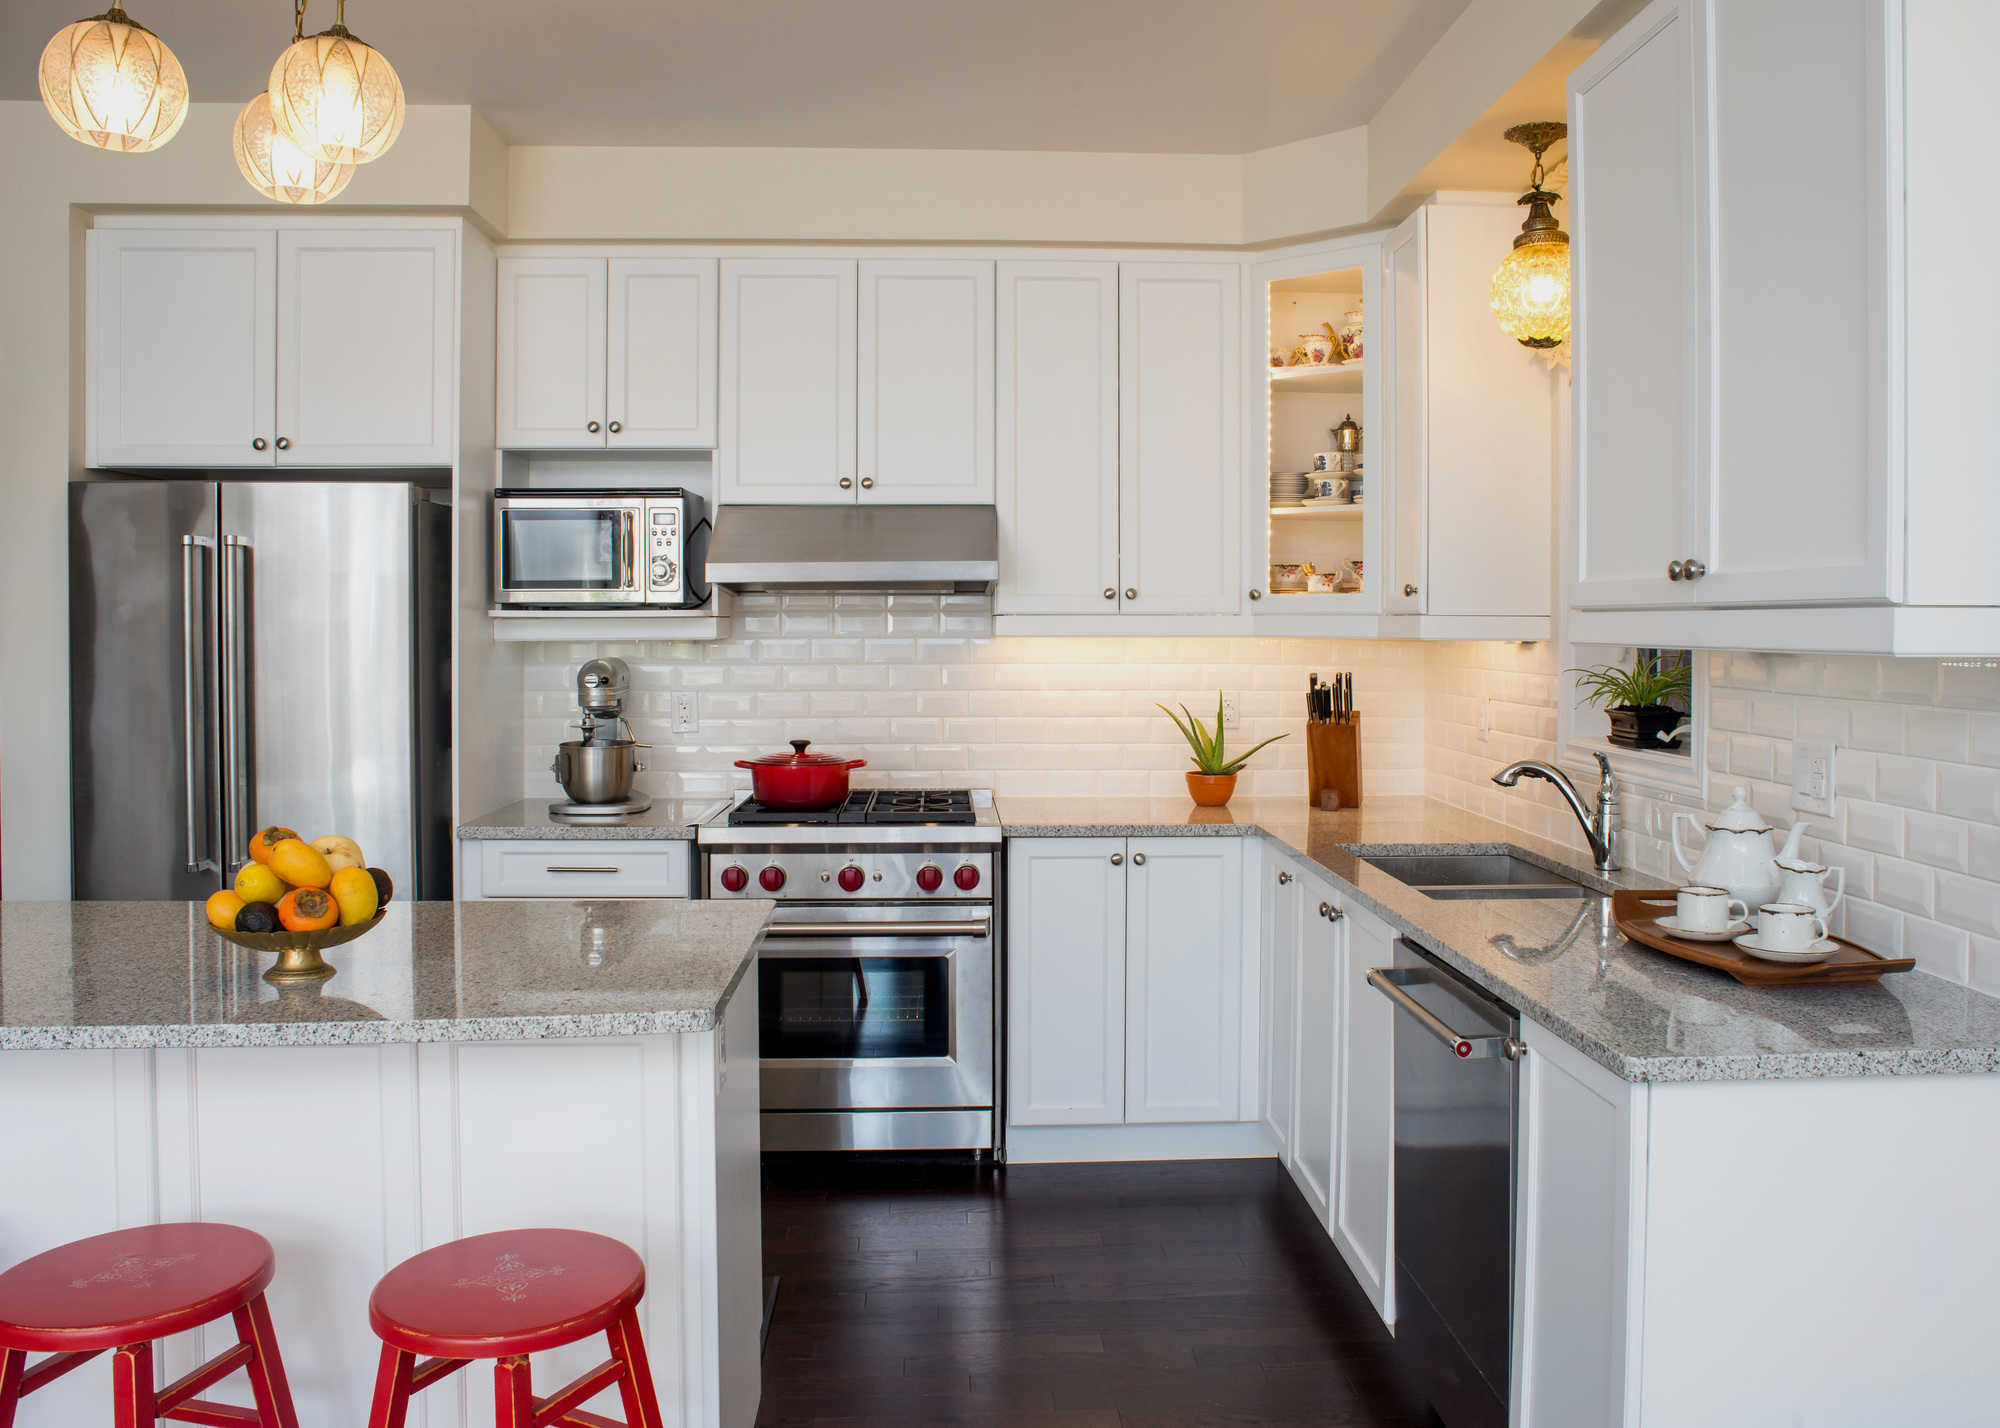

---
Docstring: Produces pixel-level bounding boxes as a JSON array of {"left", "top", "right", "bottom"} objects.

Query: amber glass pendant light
[
  {"left": 1489, "top": 122, "right": 1571, "bottom": 350},
  {"left": 39, "top": 6, "right": 189, "bottom": 152},
  {"left": 233, "top": 91, "right": 355, "bottom": 204},
  {"left": 269, "top": 0, "right": 405, "bottom": 166}
]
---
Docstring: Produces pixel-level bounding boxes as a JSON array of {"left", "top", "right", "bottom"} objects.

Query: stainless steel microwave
[{"left": 492, "top": 488, "right": 709, "bottom": 608}]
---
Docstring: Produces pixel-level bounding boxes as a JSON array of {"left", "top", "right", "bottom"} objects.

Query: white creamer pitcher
[{"left": 1774, "top": 855, "right": 1844, "bottom": 921}]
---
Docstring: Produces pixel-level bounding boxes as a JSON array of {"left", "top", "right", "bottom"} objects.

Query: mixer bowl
[{"left": 553, "top": 740, "right": 644, "bottom": 804}]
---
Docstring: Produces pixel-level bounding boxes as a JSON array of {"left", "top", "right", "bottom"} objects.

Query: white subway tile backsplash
[
  {"left": 1905, "top": 811, "right": 1972, "bottom": 874},
  {"left": 1874, "top": 753, "right": 1939, "bottom": 811},
  {"left": 1847, "top": 702, "right": 1905, "bottom": 753},
  {"left": 1907, "top": 708, "right": 1972, "bottom": 763},
  {"left": 1904, "top": 917, "right": 1971, "bottom": 981},
  {"left": 1873, "top": 856, "right": 1936, "bottom": 918},
  {"left": 1938, "top": 871, "right": 2000, "bottom": 940},
  {"left": 1938, "top": 765, "right": 2000, "bottom": 826}
]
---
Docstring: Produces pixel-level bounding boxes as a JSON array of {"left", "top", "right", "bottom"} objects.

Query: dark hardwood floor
[{"left": 756, "top": 1156, "right": 1446, "bottom": 1428}]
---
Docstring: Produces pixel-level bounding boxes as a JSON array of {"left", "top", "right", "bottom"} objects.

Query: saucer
[
  {"left": 1733, "top": 931, "right": 1839, "bottom": 964},
  {"left": 1655, "top": 915, "right": 1752, "bottom": 943}
]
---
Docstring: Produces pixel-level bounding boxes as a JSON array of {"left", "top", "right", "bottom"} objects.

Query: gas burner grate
[{"left": 724, "top": 788, "right": 976, "bottom": 827}]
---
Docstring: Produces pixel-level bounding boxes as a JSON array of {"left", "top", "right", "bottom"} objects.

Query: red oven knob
[
  {"left": 759, "top": 866, "right": 787, "bottom": 892},
  {"left": 838, "top": 866, "right": 865, "bottom": 892},
  {"left": 954, "top": 864, "right": 982, "bottom": 891},
  {"left": 719, "top": 865, "right": 748, "bottom": 893},
  {"left": 915, "top": 864, "right": 944, "bottom": 892}
]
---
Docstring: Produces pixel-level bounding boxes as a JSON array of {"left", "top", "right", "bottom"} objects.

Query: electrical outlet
[
  {"left": 1221, "top": 693, "right": 1240, "bottom": 730},
  {"left": 671, "top": 691, "right": 699, "bottom": 735},
  {"left": 1792, "top": 739, "right": 1835, "bottom": 815},
  {"left": 1478, "top": 697, "right": 1492, "bottom": 743}
]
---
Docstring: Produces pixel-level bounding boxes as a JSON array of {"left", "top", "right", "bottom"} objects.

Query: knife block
[{"left": 1305, "top": 716, "right": 1362, "bottom": 809}]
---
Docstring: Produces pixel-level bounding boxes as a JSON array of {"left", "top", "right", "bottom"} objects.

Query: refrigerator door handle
[
  {"left": 181, "top": 536, "right": 217, "bottom": 873},
  {"left": 221, "top": 535, "right": 254, "bottom": 877}
]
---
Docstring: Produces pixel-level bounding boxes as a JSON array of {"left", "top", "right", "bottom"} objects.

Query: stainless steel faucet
[{"left": 1492, "top": 752, "right": 1622, "bottom": 873}]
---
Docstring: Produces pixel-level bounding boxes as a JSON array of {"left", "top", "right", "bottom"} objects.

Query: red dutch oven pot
[{"left": 735, "top": 740, "right": 867, "bottom": 809}]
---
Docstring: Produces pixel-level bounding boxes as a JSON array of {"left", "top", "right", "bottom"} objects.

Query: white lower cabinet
[
  {"left": 1258, "top": 851, "right": 1303, "bottom": 1158},
  {"left": 1007, "top": 836, "right": 1245, "bottom": 1132},
  {"left": 1332, "top": 897, "right": 1396, "bottom": 1322},
  {"left": 459, "top": 839, "right": 693, "bottom": 900}
]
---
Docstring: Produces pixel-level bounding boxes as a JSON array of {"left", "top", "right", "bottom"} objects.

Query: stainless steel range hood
[{"left": 705, "top": 504, "right": 998, "bottom": 593}]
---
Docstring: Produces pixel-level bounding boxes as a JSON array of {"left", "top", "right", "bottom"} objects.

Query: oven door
[
  {"left": 756, "top": 906, "right": 993, "bottom": 1113},
  {"left": 492, "top": 497, "right": 643, "bottom": 606}
]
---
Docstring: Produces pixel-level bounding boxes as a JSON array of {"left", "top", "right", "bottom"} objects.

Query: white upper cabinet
[
  {"left": 1124, "top": 837, "right": 1244, "bottom": 1123},
  {"left": 88, "top": 229, "right": 277, "bottom": 468},
  {"left": 1384, "top": 220, "right": 1426, "bottom": 616},
  {"left": 858, "top": 260, "right": 993, "bottom": 503},
  {"left": 1120, "top": 263, "right": 1242, "bottom": 615},
  {"left": 1006, "top": 838, "right": 1128, "bottom": 1127},
  {"left": 277, "top": 230, "right": 455, "bottom": 467},
  {"left": 717, "top": 258, "right": 857, "bottom": 505},
  {"left": 995, "top": 261, "right": 1120, "bottom": 614},
  {"left": 607, "top": 258, "right": 718, "bottom": 450},
  {"left": 89, "top": 225, "right": 455, "bottom": 470},
  {"left": 497, "top": 258, "right": 604, "bottom": 449},
  {"left": 497, "top": 256, "right": 716, "bottom": 450}
]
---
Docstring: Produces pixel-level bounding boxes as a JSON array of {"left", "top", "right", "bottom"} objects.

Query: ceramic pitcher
[{"left": 1774, "top": 856, "right": 1845, "bottom": 920}]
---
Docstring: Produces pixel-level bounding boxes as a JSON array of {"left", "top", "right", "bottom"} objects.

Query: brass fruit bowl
[{"left": 213, "top": 904, "right": 389, "bottom": 983}]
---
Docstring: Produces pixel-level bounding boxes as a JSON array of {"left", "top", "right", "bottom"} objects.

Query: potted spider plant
[
  {"left": 1158, "top": 694, "right": 1288, "bottom": 807},
  {"left": 1568, "top": 654, "right": 1692, "bottom": 750}
]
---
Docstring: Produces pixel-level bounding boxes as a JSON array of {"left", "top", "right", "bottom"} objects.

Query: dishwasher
[{"left": 1367, "top": 939, "right": 1523, "bottom": 1428}]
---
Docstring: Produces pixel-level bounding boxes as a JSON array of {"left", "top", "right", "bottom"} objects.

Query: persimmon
[
  {"left": 247, "top": 826, "right": 300, "bottom": 866},
  {"left": 276, "top": 887, "right": 338, "bottom": 932}
]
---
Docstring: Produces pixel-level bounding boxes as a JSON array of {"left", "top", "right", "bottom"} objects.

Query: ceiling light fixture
[
  {"left": 269, "top": 0, "right": 405, "bottom": 167},
  {"left": 39, "top": 6, "right": 188, "bottom": 153},
  {"left": 1489, "top": 122, "right": 1570, "bottom": 350},
  {"left": 233, "top": 91, "right": 355, "bottom": 205}
]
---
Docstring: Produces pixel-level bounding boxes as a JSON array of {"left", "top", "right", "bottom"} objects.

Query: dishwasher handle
[{"left": 1367, "top": 966, "right": 1525, "bottom": 1061}]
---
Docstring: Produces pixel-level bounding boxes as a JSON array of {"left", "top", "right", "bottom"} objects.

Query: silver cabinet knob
[
  {"left": 252, "top": 438, "right": 268, "bottom": 451},
  {"left": 860, "top": 477, "right": 875, "bottom": 489},
  {"left": 1326, "top": 906, "right": 1345, "bottom": 922},
  {"left": 839, "top": 477, "right": 854, "bottom": 489},
  {"left": 1110, "top": 852, "right": 1124, "bottom": 865},
  {"left": 1278, "top": 871, "right": 1292, "bottom": 885},
  {"left": 1248, "top": 589, "right": 1263, "bottom": 600},
  {"left": 587, "top": 421, "right": 601, "bottom": 434},
  {"left": 1683, "top": 558, "right": 1706, "bottom": 579},
  {"left": 274, "top": 437, "right": 291, "bottom": 450},
  {"left": 608, "top": 421, "right": 622, "bottom": 433},
  {"left": 1132, "top": 852, "right": 1146, "bottom": 866},
  {"left": 1125, "top": 588, "right": 1137, "bottom": 600},
  {"left": 1317, "top": 900, "right": 1328, "bottom": 915},
  {"left": 1104, "top": 588, "right": 1117, "bottom": 601},
  {"left": 1668, "top": 560, "right": 1684, "bottom": 581},
  {"left": 1403, "top": 583, "right": 1418, "bottom": 597},
  {"left": 1503, "top": 1037, "right": 1527, "bottom": 1061}
]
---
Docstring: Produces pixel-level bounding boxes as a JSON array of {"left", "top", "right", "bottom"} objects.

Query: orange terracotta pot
[{"left": 1186, "top": 772, "right": 1238, "bottom": 807}]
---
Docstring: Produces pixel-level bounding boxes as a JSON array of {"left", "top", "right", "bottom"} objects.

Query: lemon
[{"left": 234, "top": 862, "right": 287, "bottom": 904}]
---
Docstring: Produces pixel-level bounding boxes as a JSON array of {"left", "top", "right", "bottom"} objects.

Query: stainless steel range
[{"left": 698, "top": 788, "right": 1002, "bottom": 1153}]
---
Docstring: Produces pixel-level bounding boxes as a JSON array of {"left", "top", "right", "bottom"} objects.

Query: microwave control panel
[{"left": 646, "top": 504, "right": 681, "bottom": 596}]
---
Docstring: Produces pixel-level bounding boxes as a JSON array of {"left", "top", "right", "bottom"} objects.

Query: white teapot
[{"left": 1672, "top": 788, "right": 1803, "bottom": 909}]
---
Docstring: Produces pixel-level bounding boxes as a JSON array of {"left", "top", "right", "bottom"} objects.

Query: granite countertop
[
  {"left": 0, "top": 899, "right": 773, "bottom": 1049},
  {"left": 456, "top": 799, "right": 721, "bottom": 840},
  {"left": 997, "top": 794, "right": 2000, "bottom": 1084}
]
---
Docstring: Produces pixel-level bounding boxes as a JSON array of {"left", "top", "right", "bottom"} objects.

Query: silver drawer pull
[
  {"left": 546, "top": 866, "right": 621, "bottom": 874},
  {"left": 1132, "top": 852, "right": 1146, "bottom": 865},
  {"left": 1366, "top": 966, "right": 1516, "bottom": 1060},
  {"left": 763, "top": 919, "right": 989, "bottom": 939},
  {"left": 1278, "top": 871, "right": 1292, "bottom": 885}
]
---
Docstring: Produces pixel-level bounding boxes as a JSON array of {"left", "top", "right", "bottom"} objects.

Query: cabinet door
[
  {"left": 996, "top": 262, "right": 1120, "bottom": 614},
  {"left": 1259, "top": 853, "right": 1303, "bottom": 1159},
  {"left": 608, "top": 257, "right": 717, "bottom": 450},
  {"left": 278, "top": 229, "right": 456, "bottom": 466},
  {"left": 1569, "top": 0, "right": 1701, "bottom": 609},
  {"left": 1384, "top": 213, "right": 1426, "bottom": 614},
  {"left": 1006, "top": 839, "right": 1127, "bottom": 1126},
  {"left": 859, "top": 260, "right": 993, "bottom": 503},
  {"left": 1290, "top": 883, "right": 1338, "bottom": 1225},
  {"left": 89, "top": 228, "right": 277, "bottom": 468},
  {"left": 718, "top": 259, "right": 856, "bottom": 505},
  {"left": 1119, "top": 263, "right": 1242, "bottom": 614},
  {"left": 1125, "top": 837, "right": 1243, "bottom": 1123},
  {"left": 497, "top": 257, "right": 607, "bottom": 449},
  {"left": 1699, "top": 0, "right": 1892, "bottom": 605},
  {"left": 1334, "top": 899, "right": 1397, "bottom": 1323}
]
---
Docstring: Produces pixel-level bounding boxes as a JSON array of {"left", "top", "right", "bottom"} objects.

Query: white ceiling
[{"left": 10, "top": 0, "right": 1475, "bottom": 152}]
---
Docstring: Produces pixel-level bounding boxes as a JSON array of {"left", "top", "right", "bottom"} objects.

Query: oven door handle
[{"left": 761, "top": 919, "right": 990, "bottom": 940}]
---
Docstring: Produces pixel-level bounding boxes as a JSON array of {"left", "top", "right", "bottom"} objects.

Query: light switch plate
[
  {"left": 1792, "top": 739, "right": 1835, "bottom": 815},
  {"left": 671, "top": 692, "right": 699, "bottom": 734},
  {"left": 1221, "top": 693, "right": 1240, "bottom": 730}
]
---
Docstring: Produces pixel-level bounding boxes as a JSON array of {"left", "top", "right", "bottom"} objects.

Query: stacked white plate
[{"left": 1270, "top": 471, "right": 1311, "bottom": 507}]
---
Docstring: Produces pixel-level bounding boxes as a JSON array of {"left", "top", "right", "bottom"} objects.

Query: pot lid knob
[{"left": 790, "top": 739, "right": 811, "bottom": 755}]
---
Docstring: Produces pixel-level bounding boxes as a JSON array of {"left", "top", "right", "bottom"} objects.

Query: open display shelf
[{"left": 1268, "top": 361, "right": 1364, "bottom": 394}]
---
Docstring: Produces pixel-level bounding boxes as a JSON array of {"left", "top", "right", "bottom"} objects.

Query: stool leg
[
  {"left": 234, "top": 1293, "right": 301, "bottom": 1428},
  {"left": 606, "top": 1310, "right": 665, "bottom": 1428},
  {"left": 111, "top": 1342, "right": 154, "bottom": 1428},
  {"left": 493, "top": 1354, "right": 535, "bottom": 1428},
  {"left": 366, "top": 1346, "right": 417, "bottom": 1428},
  {"left": 0, "top": 1347, "right": 24, "bottom": 1428}
]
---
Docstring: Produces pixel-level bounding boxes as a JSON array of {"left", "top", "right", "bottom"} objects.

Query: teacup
[
  {"left": 1676, "top": 884, "right": 1749, "bottom": 932},
  {"left": 1756, "top": 901, "right": 1830, "bottom": 951}
]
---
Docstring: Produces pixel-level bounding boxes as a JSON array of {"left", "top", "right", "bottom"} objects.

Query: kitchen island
[
  {"left": 0, "top": 899, "right": 771, "bottom": 1428},
  {"left": 1001, "top": 794, "right": 2000, "bottom": 1425}
]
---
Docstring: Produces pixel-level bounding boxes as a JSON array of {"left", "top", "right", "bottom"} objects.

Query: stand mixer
[{"left": 549, "top": 658, "right": 653, "bottom": 817}]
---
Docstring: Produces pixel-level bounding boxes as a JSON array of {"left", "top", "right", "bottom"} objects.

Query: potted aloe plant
[
  {"left": 1158, "top": 694, "right": 1288, "bottom": 807},
  {"left": 1568, "top": 653, "right": 1692, "bottom": 750}
]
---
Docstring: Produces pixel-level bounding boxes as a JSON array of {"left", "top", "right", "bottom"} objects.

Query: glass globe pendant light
[
  {"left": 1489, "top": 122, "right": 1571, "bottom": 350},
  {"left": 233, "top": 91, "right": 354, "bottom": 205},
  {"left": 269, "top": 0, "right": 405, "bottom": 166},
  {"left": 39, "top": 6, "right": 189, "bottom": 153}
]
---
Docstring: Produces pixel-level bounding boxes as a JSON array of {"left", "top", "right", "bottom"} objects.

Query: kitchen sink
[{"left": 1359, "top": 853, "right": 1599, "bottom": 900}]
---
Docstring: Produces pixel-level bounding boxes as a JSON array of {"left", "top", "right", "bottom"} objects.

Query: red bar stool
[
  {"left": 0, "top": 1222, "right": 299, "bottom": 1428},
  {"left": 365, "top": 1228, "right": 663, "bottom": 1428}
]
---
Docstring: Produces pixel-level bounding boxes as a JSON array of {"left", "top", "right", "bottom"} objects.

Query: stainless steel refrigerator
[{"left": 70, "top": 479, "right": 451, "bottom": 901}]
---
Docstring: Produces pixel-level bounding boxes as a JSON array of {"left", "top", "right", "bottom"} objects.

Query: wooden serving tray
[{"left": 1612, "top": 889, "right": 1915, "bottom": 986}]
